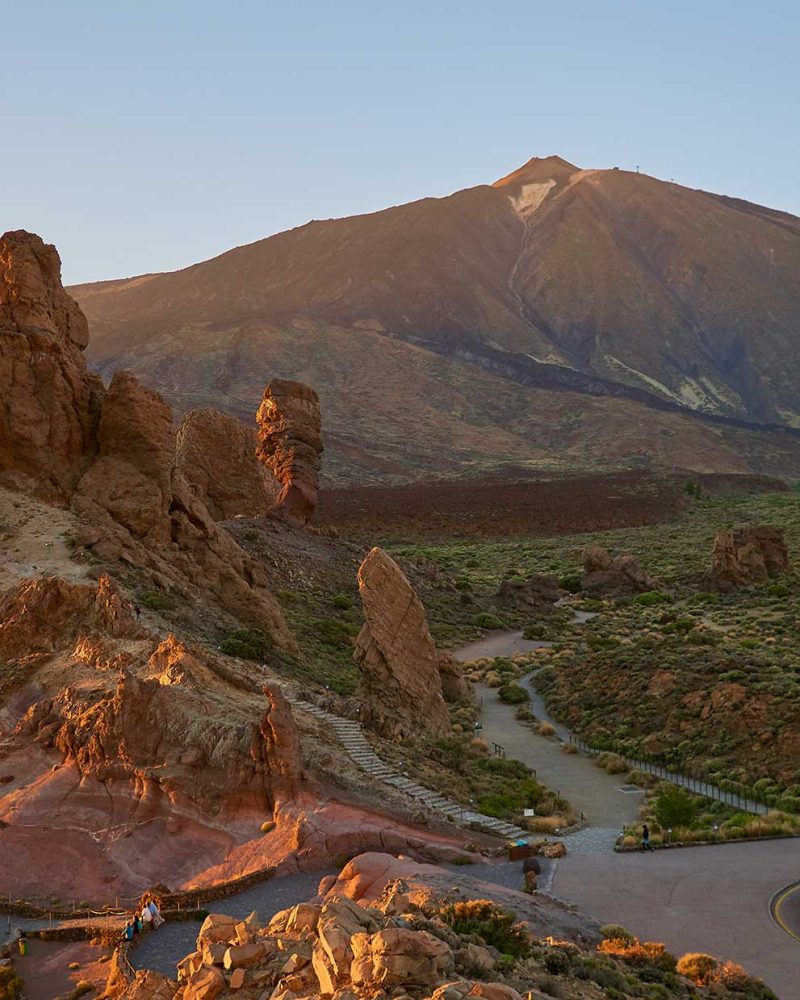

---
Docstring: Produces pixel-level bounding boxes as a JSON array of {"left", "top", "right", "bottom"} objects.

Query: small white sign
[{"left": 523, "top": 808, "right": 536, "bottom": 817}]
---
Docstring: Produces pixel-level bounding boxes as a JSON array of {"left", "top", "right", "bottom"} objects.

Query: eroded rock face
[
  {"left": 711, "top": 525, "right": 790, "bottom": 590},
  {"left": 175, "top": 408, "right": 278, "bottom": 520},
  {"left": 0, "top": 230, "right": 102, "bottom": 499},
  {"left": 0, "top": 573, "right": 140, "bottom": 662},
  {"left": 256, "top": 379, "right": 322, "bottom": 526},
  {"left": 580, "top": 545, "right": 658, "bottom": 597},
  {"left": 354, "top": 547, "right": 451, "bottom": 739},
  {"left": 74, "top": 370, "right": 175, "bottom": 544},
  {"left": 497, "top": 572, "right": 560, "bottom": 608}
]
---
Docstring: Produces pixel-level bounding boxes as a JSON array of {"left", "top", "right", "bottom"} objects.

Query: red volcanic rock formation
[
  {"left": 0, "top": 573, "right": 141, "bottom": 662},
  {"left": 711, "top": 525, "right": 790, "bottom": 590},
  {"left": 0, "top": 230, "right": 103, "bottom": 500},
  {"left": 73, "top": 373, "right": 295, "bottom": 651},
  {"left": 354, "top": 547, "right": 452, "bottom": 739},
  {"left": 75, "top": 370, "right": 175, "bottom": 543},
  {"left": 17, "top": 639, "right": 305, "bottom": 818},
  {"left": 175, "top": 407, "right": 279, "bottom": 520},
  {"left": 256, "top": 379, "right": 322, "bottom": 526},
  {"left": 580, "top": 544, "right": 658, "bottom": 597}
]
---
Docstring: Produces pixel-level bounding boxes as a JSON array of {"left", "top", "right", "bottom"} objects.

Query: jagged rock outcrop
[
  {"left": 496, "top": 572, "right": 560, "bottom": 608},
  {"left": 580, "top": 545, "right": 658, "bottom": 597},
  {"left": 437, "top": 653, "right": 472, "bottom": 703},
  {"left": 256, "top": 379, "right": 322, "bottom": 526},
  {"left": 175, "top": 408, "right": 278, "bottom": 520},
  {"left": 0, "top": 231, "right": 295, "bottom": 651},
  {"left": 73, "top": 373, "right": 295, "bottom": 651},
  {"left": 0, "top": 230, "right": 103, "bottom": 500},
  {"left": 711, "top": 525, "right": 790, "bottom": 590},
  {"left": 0, "top": 573, "right": 141, "bottom": 662},
  {"left": 17, "top": 645, "right": 304, "bottom": 816},
  {"left": 75, "top": 370, "right": 174, "bottom": 543},
  {"left": 354, "top": 547, "right": 451, "bottom": 739}
]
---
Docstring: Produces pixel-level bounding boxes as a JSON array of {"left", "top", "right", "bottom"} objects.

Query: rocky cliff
[{"left": 354, "top": 547, "right": 456, "bottom": 739}]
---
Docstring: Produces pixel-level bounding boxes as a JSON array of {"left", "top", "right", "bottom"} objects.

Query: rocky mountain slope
[{"left": 71, "top": 156, "right": 800, "bottom": 482}]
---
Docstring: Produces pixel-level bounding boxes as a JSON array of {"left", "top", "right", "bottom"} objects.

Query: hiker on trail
[
  {"left": 522, "top": 854, "right": 541, "bottom": 893},
  {"left": 122, "top": 921, "right": 135, "bottom": 943},
  {"left": 17, "top": 931, "right": 27, "bottom": 956},
  {"left": 134, "top": 605, "right": 142, "bottom": 621},
  {"left": 641, "top": 824, "right": 654, "bottom": 852},
  {"left": 148, "top": 899, "right": 164, "bottom": 928},
  {"left": 141, "top": 902, "right": 153, "bottom": 929}
]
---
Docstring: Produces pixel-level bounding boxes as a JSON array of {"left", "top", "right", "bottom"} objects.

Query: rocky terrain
[
  {"left": 115, "top": 853, "right": 776, "bottom": 1000},
  {"left": 0, "top": 231, "right": 483, "bottom": 903},
  {"left": 71, "top": 155, "right": 800, "bottom": 482}
]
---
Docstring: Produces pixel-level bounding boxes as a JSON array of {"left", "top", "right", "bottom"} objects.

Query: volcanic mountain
[{"left": 71, "top": 156, "right": 800, "bottom": 482}]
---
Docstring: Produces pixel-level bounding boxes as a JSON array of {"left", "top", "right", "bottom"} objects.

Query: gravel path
[{"left": 131, "top": 870, "right": 333, "bottom": 976}]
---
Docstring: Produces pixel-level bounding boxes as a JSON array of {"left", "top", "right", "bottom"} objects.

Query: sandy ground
[{"left": 11, "top": 938, "right": 109, "bottom": 1000}]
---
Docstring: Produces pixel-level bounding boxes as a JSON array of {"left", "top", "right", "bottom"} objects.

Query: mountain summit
[{"left": 71, "top": 156, "right": 800, "bottom": 482}]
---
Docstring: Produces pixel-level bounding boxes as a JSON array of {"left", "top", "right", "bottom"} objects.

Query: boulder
[
  {"left": 354, "top": 547, "right": 451, "bottom": 739},
  {"left": 711, "top": 525, "right": 790, "bottom": 590},
  {"left": 580, "top": 545, "right": 657, "bottom": 597},
  {"left": 350, "top": 927, "right": 454, "bottom": 987},
  {"left": 438, "top": 654, "right": 472, "bottom": 703},
  {"left": 496, "top": 573, "right": 560, "bottom": 608},
  {"left": 0, "top": 230, "right": 102, "bottom": 501},
  {"left": 180, "top": 965, "right": 226, "bottom": 1000},
  {"left": 256, "top": 379, "right": 323, "bottom": 526},
  {"left": 175, "top": 408, "right": 278, "bottom": 520}
]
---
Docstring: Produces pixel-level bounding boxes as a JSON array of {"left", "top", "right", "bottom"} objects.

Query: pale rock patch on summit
[{"left": 507, "top": 179, "right": 556, "bottom": 219}]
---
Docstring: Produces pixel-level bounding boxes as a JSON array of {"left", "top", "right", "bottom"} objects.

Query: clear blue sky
[{"left": 4, "top": 0, "right": 799, "bottom": 283}]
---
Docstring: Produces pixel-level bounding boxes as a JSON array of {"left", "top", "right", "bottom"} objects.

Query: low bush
[
  {"left": 634, "top": 590, "right": 670, "bottom": 606},
  {"left": 676, "top": 952, "right": 717, "bottom": 984},
  {"left": 139, "top": 589, "right": 174, "bottom": 611},
  {"left": 498, "top": 682, "right": 528, "bottom": 704},
  {"left": 0, "top": 966, "right": 23, "bottom": 1000},
  {"left": 437, "top": 899, "right": 531, "bottom": 957},
  {"left": 473, "top": 613, "right": 505, "bottom": 630},
  {"left": 220, "top": 628, "right": 270, "bottom": 660}
]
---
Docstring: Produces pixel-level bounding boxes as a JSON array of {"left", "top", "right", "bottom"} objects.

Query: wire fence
[{"left": 561, "top": 729, "right": 770, "bottom": 815}]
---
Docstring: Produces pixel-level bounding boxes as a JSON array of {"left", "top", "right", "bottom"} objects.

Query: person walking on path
[
  {"left": 522, "top": 854, "right": 541, "bottom": 893},
  {"left": 641, "top": 824, "right": 654, "bottom": 852}
]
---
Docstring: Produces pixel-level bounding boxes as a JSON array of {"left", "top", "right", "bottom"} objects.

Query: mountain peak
[{"left": 492, "top": 155, "right": 579, "bottom": 190}]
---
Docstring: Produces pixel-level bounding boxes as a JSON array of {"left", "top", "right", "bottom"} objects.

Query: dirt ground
[{"left": 11, "top": 938, "right": 109, "bottom": 1000}]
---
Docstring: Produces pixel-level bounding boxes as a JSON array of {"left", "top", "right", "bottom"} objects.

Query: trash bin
[{"left": 507, "top": 841, "right": 531, "bottom": 861}]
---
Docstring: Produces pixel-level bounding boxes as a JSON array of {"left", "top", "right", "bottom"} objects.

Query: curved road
[{"left": 456, "top": 628, "right": 800, "bottom": 999}]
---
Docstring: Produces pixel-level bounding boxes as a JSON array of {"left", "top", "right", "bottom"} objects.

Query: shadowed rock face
[
  {"left": 256, "top": 379, "right": 323, "bottom": 526},
  {"left": 175, "top": 408, "right": 279, "bottom": 520},
  {"left": 354, "top": 547, "right": 451, "bottom": 739},
  {"left": 580, "top": 544, "right": 658, "bottom": 597},
  {"left": 0, "top": 230, "right": 103, "bottom": 499},
  {"left": 711, "top": 525, "right": 790, "bottom": 590},
  {"left": 0, "top": 231, "right": 296, "bottom": 651}
]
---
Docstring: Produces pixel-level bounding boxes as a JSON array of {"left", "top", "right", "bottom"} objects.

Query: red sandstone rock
[
  {"left": 175, "top": 408, "right": 278, "bottom": 520},
  {"left": 259, "top": 685, "right": 305, "bottom": 810},
  {"left": 580, "top": 544, "right": 658, "bottom": 596},
  {"left": 354, "top": 547, "right": 450, "bottom": 739},
  {"left": 711, "top": 525, "right": 790, "bottom": 590},
  {"left": 0, "top": 230, "right": 102, "bottom": 499},
  {"left": 256, "top": 379, "right": 322, "bottom": 525}
]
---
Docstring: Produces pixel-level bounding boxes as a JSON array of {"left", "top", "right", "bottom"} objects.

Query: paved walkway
[
  {"left": 555, "top": 839, "right": 800, "bottom": 1000},
  {"left": 470, "top": 678, "right": 643, "bottom": 835},
  {"left": 132, "top": 870, "right": 332, "bottom": 976}
]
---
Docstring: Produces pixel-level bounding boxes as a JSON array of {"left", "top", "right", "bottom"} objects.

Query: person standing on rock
[{"left": 641, "top": 824, "right": 654, "bottom": 852}]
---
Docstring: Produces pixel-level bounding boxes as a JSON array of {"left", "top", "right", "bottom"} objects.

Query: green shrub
[
  {"left": 498, "top": 682, "right": 528, "bottom": 705},
  {"left": 653, "top": 784, "right": 696, "bottom": 829},
  {"left": 559, "top": 573, "right": 582, "bottom": 594},
  {"left": 473, "top": 613, "right": 505, "bottom": 630},
  {"left": 438, "top": 899, "right": 530, "bottom": 957},
  {"left": 332, "top": 592, "right": 353, "bottom": 610},
  {"left": 634, "top": 591, "right": 670, "bottom": 606},
  {"left": 220, "top": 628, "right": 270, "bottom": 660},
  {"left": 139, "top": 589, "right": 173, "bottom": 611},
  {"left": 313, "top": 618, "right": 359, "bottom": 647}
]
